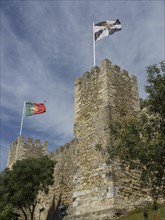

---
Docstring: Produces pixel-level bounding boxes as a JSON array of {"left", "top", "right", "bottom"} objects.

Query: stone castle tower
[{"left": 7, "top": 59, "right": 149, "bottom": 220}]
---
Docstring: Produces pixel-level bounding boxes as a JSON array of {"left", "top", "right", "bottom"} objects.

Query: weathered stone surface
[
  {"left": 7, "top": 136, "right": 48, "bottom": 169},
  {"left": 7, "top": 59, "right": 152, "bottom": 220}
]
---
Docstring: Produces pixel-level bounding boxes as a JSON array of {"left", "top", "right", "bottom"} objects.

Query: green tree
[
  {"left": 0, "top": 155, "right": 55, "bottom": 220},
  {"left": 109, "top": 61, "right": 165, "bottom": 207},
  {"left": 0, "top": 204, "right": 19, "bottom": 220},
  {"left": 145, "top": 60, "right": 165, "bottom": 119}
]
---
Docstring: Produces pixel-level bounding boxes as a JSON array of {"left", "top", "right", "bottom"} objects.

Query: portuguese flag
[{"left": 25, "top": 102, "right": 46, "bottom": 116}]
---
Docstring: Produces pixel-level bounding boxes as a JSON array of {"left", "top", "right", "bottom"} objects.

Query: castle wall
[
  {"left": 71, "top": 59, "right": 142, "bottom": 219},
  {"left": 101, "top": 59, "right": 140, "bottom": 118},
  {"left": 7, "top": 136, "right": 48, "bottom": 169},
  {"left": 73, "top": 62, "right": 114, "bottom": 217},
  {"left": 7, "top": 59, "right": 151, "bottom": 220},
  {"left": 35, "top": 139, "right": 78, "bottom": 220}
]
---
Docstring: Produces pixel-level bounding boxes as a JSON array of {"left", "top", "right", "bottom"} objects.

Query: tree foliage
[
  {"left": 0, "top": 203, "right": 18, "bottom": 220},
  {"left": 109, "top": 61, "right": 165, "bottom": 206},
  {"left": 145, "top": 60, "right": 165, "bottom": 119},
  {"left": 0, "top": 155, "right": 55, "bottom": 220}
]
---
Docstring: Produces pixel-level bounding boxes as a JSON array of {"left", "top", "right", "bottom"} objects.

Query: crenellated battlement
[
  {"left": 7, "top": 59, "right": 149, "bottom": 220},
  {"left": 75, "top": 59, "right": 138, "bottom": 91},
  {"left": 7, "top": 135, "right": 48, "bottom": 169},
  {"left": 74, "top": 59, "right": 140, "bottom": 139}
]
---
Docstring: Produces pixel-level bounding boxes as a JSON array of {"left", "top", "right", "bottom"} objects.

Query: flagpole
[
  {"left": 93, "top": 22, "right": 96, "bottom": 67},
  {"left": 19, "top": 101, "right": 25, "bottom": 136}
]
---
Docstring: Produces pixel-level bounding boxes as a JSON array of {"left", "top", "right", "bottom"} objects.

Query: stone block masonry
[
  {"left": 71, "top": 59, "right": 144, "bottom": 219},
  {"left": 7, "top": 59, "right": 150, "bottom": 220},
  {"left": 7, "top": 136, "right": 48, "bottom": 169}
]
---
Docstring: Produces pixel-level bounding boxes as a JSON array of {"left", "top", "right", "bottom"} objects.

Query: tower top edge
[
  {"left": 75, "top": 59, "right": 137, "bottom": 83},
  {"left": 10, "top": 135, "right": 48, "bottom": 147}
]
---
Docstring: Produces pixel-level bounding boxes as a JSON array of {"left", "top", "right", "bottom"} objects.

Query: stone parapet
[
  {"left": 7, "top": 136, "right": 48, "bottom": 169},
  {"left": 7, "top": 59, "right": 149, "bottom": 220}
]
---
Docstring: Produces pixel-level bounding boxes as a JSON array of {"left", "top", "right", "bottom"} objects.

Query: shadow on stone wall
[{"left": 46, "top": 194, "right": 62, "bottom": 220}]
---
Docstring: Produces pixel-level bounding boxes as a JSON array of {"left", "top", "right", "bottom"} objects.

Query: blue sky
[{"left": 1, "top": 0, "right": 164, "bottom": 171}]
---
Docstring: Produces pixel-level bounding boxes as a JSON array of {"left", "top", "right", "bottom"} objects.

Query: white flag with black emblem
[{"left": 94, "top": 19, "right": 122, "bottom": 41}]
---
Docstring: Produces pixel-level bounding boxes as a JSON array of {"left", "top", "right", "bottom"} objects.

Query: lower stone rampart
[
  {"left": 35, "top": 142, "right": 152, "bottom": 220},
  {"left": 7, "top": 136, "right": 154, "bottom": 220},
  {"left": 35, "top": 139, "right": 77, "bottom": 220},
  {"left": 7, "top": 59, "right": 161, "bottom": 220},
  {"left": 111, "top": 159, "right": 151, "bottom": 211},
  {"left": 66, "top": 208, "right": 118, "bottom": 220}
]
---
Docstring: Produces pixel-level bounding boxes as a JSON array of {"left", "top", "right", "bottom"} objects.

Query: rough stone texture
[
  {"left": 7, "top": 136, "right": 48, "bottom": 169},
  {"left": 7, "top": 59, "right": 150, "bottom": 220}
]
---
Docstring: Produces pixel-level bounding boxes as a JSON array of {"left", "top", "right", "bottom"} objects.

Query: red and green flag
[{"left": 25, "top": 102, "right": 46, "bottom": 116}]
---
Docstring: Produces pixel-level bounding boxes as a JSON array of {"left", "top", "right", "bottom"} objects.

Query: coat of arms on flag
[
  {"left": 94, "top": 18, "right": 122, "bottom": 41},
  {"left": 25, "top": 102, "right": 46, "bottom": 116},
  {"left": 19, "top": 102, "right": 46, "bottom": 135}
]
